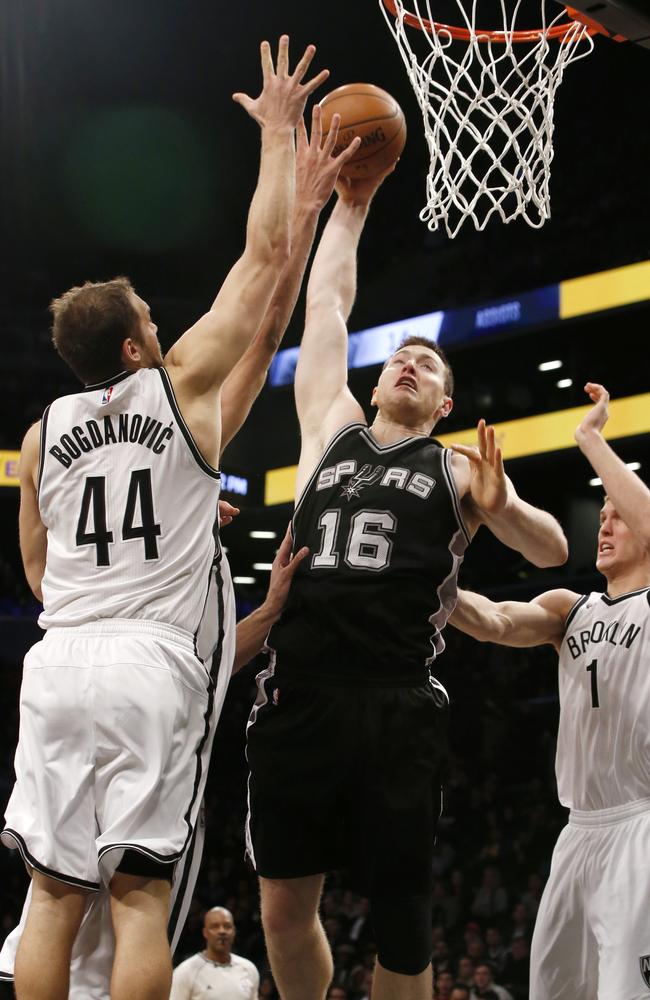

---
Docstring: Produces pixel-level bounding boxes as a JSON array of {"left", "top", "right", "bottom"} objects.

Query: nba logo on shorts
[
  {"left": 640, "top": 955, "right": 650, "bottom": 988},
  {"left": 101, "top": 386, "right": 114, "bottom": 405}
]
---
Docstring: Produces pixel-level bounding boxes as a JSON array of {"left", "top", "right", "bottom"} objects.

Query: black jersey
[{"left": 268, "top": 423, "right": 471, "bottom": 681}]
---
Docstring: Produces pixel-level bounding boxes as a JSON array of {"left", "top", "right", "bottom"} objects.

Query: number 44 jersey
[
  {"left": 267, "top": 423, "right": 471, "bottom": 682},
  {"left": 556, "top": 587, "right": 650, "bottom": 811},
  {"left": 37, "top": 367, "right": 224, "bottom": 656}
]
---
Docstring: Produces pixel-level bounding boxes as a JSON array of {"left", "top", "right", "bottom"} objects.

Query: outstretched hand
[
  {"left": 218, "top": 500, "right": 240, "bottom": 527},
  {"left": 264, "top": 526, "right": 309, "bottom": 617},
  {"left": 334, "top": 161, "right": 397, "bottom": 208},
  {"left": 450, "top": 419, "right": 508, "bottom": 515},
  {"left": 575, "top": 382, "right": 609, "bottom": 440},
  {"left": 295, "top": 105, "right": 362, "bottom": 213},
  {"left": 233, "top": 36, "right": 329, "bottom": 130}
]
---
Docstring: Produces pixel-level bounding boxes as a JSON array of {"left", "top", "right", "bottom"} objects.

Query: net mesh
[{"left": 379, "top": 1, "right": 595, "bottom": 237}]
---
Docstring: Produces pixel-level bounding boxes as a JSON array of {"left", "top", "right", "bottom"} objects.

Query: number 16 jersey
[
  {"left": 268, "top": 423, "right": 471, "bottom": 682},
  {"left": 37, "top": 366, "right": 224, "bottom": 659}
]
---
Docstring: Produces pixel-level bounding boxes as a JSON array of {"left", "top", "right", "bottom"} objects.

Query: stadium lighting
[
  {"left": 233, "top": 576, "right": 256, "bottom": 585},
  {"left": 253, "top": 563, "right": 274, "bottom": 571},
  {"left": 249, "top": 531, "right": 277, "bottom": 539},
  {"left": 538, "top": 359, "right": 563, "bottom": 371},
  {"left": 556, "top": 378, "right": 573, "bottom": 389}
]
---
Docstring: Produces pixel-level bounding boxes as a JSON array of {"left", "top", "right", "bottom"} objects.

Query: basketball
[{"left": 319, "top": 83, "right": 406, "bottom": 179}]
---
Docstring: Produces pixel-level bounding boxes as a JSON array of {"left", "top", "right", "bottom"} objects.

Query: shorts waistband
[
  {"left": 45, "top": 618, "right": 195, "bottom": 652},
  {"left": 568, "top": 797, "right": 650, "bottom": 828}
]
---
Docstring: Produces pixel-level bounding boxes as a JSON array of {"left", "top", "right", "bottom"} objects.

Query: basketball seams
[
  {"left": 338, "top": 121, "right": 406, "bottom": 166},
  {"left": 322, "top": 108, "right": 401, "bottom": 136},
  {"left": 319, "top": 82, "right": 406, "bottom": 178}
]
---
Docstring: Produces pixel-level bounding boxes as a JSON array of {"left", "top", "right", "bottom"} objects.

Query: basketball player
[
  {"left": 245, "top": 171, "right": 568, "bottom": 1000},
  {"left": 449, "top": 383, "right": 650, "bottom": 1000},
  {"left": 0, "top": 37, "right": 329, "bottom": 1000}
]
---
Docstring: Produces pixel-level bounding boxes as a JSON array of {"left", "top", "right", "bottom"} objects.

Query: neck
[
  {"left": 204, "top": 946, "right": 230, "bottom": 964},
  {"left": 370, "top": 411, "right": 434, "bottom": 444},
  {"left": 605, "top": 565, "right": 650, "bottom": 598}
]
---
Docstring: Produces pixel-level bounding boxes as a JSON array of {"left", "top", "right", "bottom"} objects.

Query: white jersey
[
  {"left": 38, "top": 366, "right": 225, "bottom": 658},
  {"left": 556, "top": 587, "right": 650, "bottom": 811},
  {"left": 170, "top": 951, "right": 260, "bottom": 1000}
]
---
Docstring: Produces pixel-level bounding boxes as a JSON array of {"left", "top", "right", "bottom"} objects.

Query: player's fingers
[
  {"left": 232, "top": 93, "right": 254, "bottom": 114},
  {"left": 486, "top": 424, "right": 496, "bottom": 465},
  {"left": 275, "top": 34, "right": 289, "bottom": 78},
  {"left": 584, "top": 382, "right": 608, "bottom": 403},
  {"left": 336, "top": 135, "right": 362, "bottom": 164},
  {"left": 495, "top": 447, "right": 505, "bottom": 478},
  {"left": 259, "top": 39, "right": 274, "bottom": 82},
  {"left": 477, "top": 418, "right": 487, "bottom": 459},
  {"left": 275, "top": 526, "right": 293, "bottom": 565},
  {"left": 291, "top": 42, "right": 316, "bottom": 83},
  {"left": 297, "top": 114, "right": 309, "bottom": 151},
  {"left": 322, "top": 112, "right": 339, "bottom": 155},
  {"left": 290, "top": 546, "right": 310, "bottom": 570},
  {"left": 449, "top": 444, "right": 481, "bottom": 464},
  {"left": 302, "top": 68, "right": 330, "bottom": 97},
  {"left": 310, "top": 103, "right": 324, "bottom": 149}
]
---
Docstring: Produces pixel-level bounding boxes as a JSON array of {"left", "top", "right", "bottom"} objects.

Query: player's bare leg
[
  {"left": 260, "top": 874, "right": 331, "bottom": 1000},
  {"left": 14, "top": 870, "right": 88, "bottom": 1000},
  {"left": 372, "top": 960, "right": 432, "bottom": 1000},
  {"left": 109, "top": 872, "right": 171, "bottom": 1000}
]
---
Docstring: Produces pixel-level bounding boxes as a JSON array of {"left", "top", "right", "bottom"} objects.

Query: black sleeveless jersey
[{"left": 268, "top": 423, "right": 471, "bottom": 682}]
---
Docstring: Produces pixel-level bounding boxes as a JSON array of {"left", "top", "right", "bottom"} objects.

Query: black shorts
[{"left": 245, "top": 669, "right": 449, "bottom": 895}]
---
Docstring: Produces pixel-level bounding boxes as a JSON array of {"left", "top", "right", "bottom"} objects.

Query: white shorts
[
  {"left": 531, "top": 798, "right": 650, "bottom": 1000},
  {"left": 2, "top": 620, "right": 217, "bottom": 889}
]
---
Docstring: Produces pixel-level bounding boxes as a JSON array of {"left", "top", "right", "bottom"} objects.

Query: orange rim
[{"left": 381, "top": 0, "right": 605, "bottom": 43}]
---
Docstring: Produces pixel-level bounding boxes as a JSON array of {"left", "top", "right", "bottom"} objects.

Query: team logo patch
[
  {"left": 101, "top": 386, "right": 114, "bottom": 405},
  {"left": 639, "top": 954, "right": 650, "bottom": 988}
]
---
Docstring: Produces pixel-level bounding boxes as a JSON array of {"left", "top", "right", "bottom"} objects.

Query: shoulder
[
  {"left": 20, "top": 421, "right": 42, "bottom": 488},
  {"left": 172, "top": 952, "right": 202, "bottom": 974},
  {"left": 532, "top": 588, "right": 581, "bottom": 625},
  {"left": 232, "top": 954, "right": 260, "bottom": 981}
]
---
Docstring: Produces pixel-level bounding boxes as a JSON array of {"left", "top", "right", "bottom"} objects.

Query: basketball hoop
[{"left": 379, "top": 1, "right": 600, "bottom": 237}]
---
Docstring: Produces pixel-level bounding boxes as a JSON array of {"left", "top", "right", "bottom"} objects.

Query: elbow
[{"left": 532, "top": 536, "right": 569, "bottom": 569}]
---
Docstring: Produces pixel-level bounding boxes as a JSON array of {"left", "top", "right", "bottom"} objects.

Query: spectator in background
[
  {"left": 326, "top": 987, "right": 348, "bottom": 1000},
  {"left": 457, "top": 955, "right": 476, "bottom": 989},
  {"left": 471, "top": 962, "right": 513, "bottom": 1000},
  {"left": 170, "top": 907, "right": 259, "bottom": 1000},
  {"left": 451, "top": 986, "right": 471, "bottom": 1000},
  {"left": 467, "top": 935, "right": 487, "bottom": 965},
  {"left": 501, "top": 938, "right": 530, "bottom": 1000},
  {"left": 509, "top": 902, "right": 531, "bottom": 942},
  {"left": 485, "top": 926, "right": 507, "bottom": 975},
  {"left": 435, "top": 969, "right": 455, "bottom": 999},
  {"left": 432, "top": 937, "right": 452, "bottom": 976},
  {"left": 520, "top": 872, "right": 544, "bottom": 918},
  {"left": 471, "top": 866, "right": 509, "bottom": 921}
]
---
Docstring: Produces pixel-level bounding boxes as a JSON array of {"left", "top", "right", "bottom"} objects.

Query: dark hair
[
  {"left": 50, "top": 277, "right": 141, "bottom": 384},
  {"left": 385, "top": 335, "right": 454, "bottom": 396}
]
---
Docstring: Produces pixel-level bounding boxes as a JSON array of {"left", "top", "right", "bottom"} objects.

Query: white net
[{"left": 379, "top": 1, "right": 595, "bottom": 237}]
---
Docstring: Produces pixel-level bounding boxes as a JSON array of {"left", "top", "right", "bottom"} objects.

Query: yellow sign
[
  {"left": 561, "top": 260, "right": 650, "bottom": 320},
  {"left": 0, "top": 450, "right": 20, "bottom": 487},
  {"left": 264, "top": 393, "right": 650, "bottom": 505}
]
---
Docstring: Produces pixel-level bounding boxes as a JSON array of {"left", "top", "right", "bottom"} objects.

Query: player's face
[
  {"left": 596, "top": 500, "right": 647, "bottom": 576},
  {"left": 130, "top": 293, "right": 164, "bottom": 367},
  {"left": 203, "top": 910, "right": 236, "bottom": 953},
  {"left": 372, "top": 347, "right": 452, "bottom": 427}
]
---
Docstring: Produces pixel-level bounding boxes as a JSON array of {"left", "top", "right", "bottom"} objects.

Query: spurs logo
[
  {"left": 340, "top": 464, "right": 385, "bottom": 501},
  {"left": 640, "top": 955, "right": 650, "bottom": 988}
]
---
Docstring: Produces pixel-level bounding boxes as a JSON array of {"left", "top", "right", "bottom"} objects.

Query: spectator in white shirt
[{"left": 170, "top": 907, "right": 259, "bottom": 1000}]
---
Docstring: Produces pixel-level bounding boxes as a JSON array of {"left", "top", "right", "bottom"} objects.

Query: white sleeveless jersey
[
  {"left": 556, "top": 587, "right": 650, "bottom": 811},
  {"left": 37, "top": 366, "right": 228, "bottom": 659}
]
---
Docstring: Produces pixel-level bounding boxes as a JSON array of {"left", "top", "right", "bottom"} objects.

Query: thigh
[
  {"left": 93, "top": 641, "right": 211, "bottom": 881},
  {"left": 590, "top": 813, "right": 650, "bottom": 1000},
  {"left": 355, "top": 683, "right": 448, "bottom": 895},
  {"left": 2, "top": 638, "right": 98, "bottom": 887},
  {"left": 246, "top": 677, "right": 350, "bottom": 878},
  {"left": 530, "top": 825, "right": 598, "bottom": 1000}
]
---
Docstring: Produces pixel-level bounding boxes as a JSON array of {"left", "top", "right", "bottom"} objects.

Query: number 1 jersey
[
  {"left": 557, "top": 587, "right": 650, "bottom": 811},
  {"left": 37, "top": 367, "right": 225, "bottom": 658},
  {"left": 268, "top": 423, "right": 471, "bottom": 682}
]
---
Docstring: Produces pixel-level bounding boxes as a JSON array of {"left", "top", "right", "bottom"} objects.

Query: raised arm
[
  {"left": 164, "top": 39, "right": 327, "bottom": 438},
  {"left": 219, "top": 108, "right": 361, "bottom": 454},
  {"left": 574, "top": 383, "right": 650, "bottom": 548},
  {"left": 449, "top": 587, "right": 576, "bottom": 650},
  {"left": 18, "top": 422, "right": 47, "bottom": 602},
  {"left": 452, "top": 420, "right": 569, "bottom": 568},
  {"left": 294, "top": 173, "right": 393, "bottom": 484}
]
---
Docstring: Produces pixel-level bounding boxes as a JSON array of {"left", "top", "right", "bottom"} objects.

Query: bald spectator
[
  {"left": 170, "top": 907, "right": 259, "bottom": 1000},
  {"left": 471, "top": 962, "right": 513, "bottom": 1000}
]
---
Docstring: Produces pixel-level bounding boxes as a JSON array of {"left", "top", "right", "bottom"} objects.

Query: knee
[
  {"left": 371, "top": 893, "right": 433, "bottom": 976},
  {"left": 261, "top": 881, "right": 320, "bottom": 942}
]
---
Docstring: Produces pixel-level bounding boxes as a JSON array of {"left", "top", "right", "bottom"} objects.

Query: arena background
[{"left": 0, "top": 1, "right": 648, "bottom": 996}]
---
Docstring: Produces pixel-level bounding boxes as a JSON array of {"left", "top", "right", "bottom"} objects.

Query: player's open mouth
[
  {"left": 396, "top": 377, "right": 417, "bottom": 391},
  {"left": 599, "top": 543, "right": 613, "bottom": 554}
]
